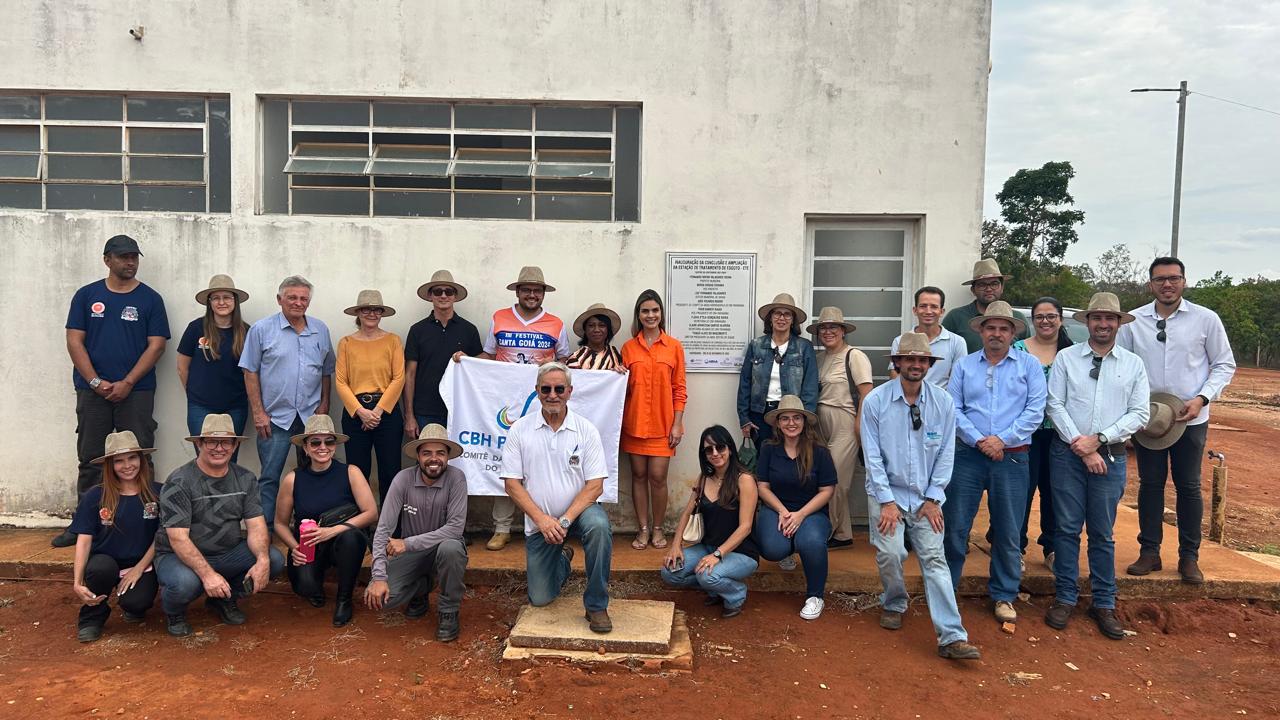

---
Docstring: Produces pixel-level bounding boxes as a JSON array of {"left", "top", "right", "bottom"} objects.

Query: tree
[
  {"left": 994, "top": 161, "right": 1086, "bottom": 264},
  {"left": 980, "top": 219, "right": 1012, "bottom": 259}
]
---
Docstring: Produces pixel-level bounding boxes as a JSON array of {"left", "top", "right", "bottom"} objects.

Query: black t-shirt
[
  {"left": 404, "top": 312, "right": 483, "bottom": 419},
  {"left": 697, "top": 490, "right": 759, "bottom": 561},
  {"left": 69, "top": 483, "right": 162, "bottom": 566},
  {"left": 177, "top": 319, "right": 248, "bottom": 410},
  {"left": 757, "top": 443, "right": 837, "bottom": 513}
]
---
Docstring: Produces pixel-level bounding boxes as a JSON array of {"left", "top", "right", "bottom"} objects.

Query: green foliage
[
  {"left": 994, "top": 161, "right": 1086, "bottom": 263},
  {"left": 1187, "top": 274, "right": 1280, "bottom": 368}
]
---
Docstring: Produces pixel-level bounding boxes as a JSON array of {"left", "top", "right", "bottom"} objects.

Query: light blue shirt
[
  {"left": 1047, "top": 342, "right": 1150, "bottom": 444},
  {"left": 860, "top": 378, "right": 956, "bottom": 514},
  {"left": 238, "top": 312, "right": 336, "bottom": 429},
  {"left": 888, "top": 327, "right": 968, "bottom": 388},
  {"left": 947, "top": 348, "right": 1046, "bottom": 448}
]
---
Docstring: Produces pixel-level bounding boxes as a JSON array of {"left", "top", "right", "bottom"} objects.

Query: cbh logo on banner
[{"left": 440, "top": 358, "right": 626, "bottom": 502}]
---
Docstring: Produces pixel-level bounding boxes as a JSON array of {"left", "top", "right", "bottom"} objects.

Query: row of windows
[{"left": 0, "top": 93, "right": 642, "bottom": 222}]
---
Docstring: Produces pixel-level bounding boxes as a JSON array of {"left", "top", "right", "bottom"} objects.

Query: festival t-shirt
[
  {"left": 69, "top": 483, "right": 162, "bottom": 567},
  {"left": 177, "top": 319, "right": 248, "bottom": 411},
  {"left": 482, "top": 305, "right": 571, "bottom": 364},
  {"left": 65, "top": 280, "right": 170, "bottom": 391}
]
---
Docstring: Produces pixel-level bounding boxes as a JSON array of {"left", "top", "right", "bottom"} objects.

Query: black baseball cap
[{"left": 103, "top": 234, "right": 142, "bottom": 256}]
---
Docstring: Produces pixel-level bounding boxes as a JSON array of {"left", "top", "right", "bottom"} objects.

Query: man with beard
[
  {"left": 365, "top": 424, "right": 469, "bottom": 642},
  {"left": 942, "top": 259, "right": 1031, "bottom": 352}
]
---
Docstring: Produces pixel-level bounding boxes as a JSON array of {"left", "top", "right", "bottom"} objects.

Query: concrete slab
[
  {"left": 508, "top": 596, "right": 674, "bottom": 655},
  {"left": 503, "top": 609, "right": 692, "bottom": 673}
]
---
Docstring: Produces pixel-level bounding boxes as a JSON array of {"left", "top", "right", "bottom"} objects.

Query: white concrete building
[{"left": 0, "top": 0, "right": 991, "bottom": 528}]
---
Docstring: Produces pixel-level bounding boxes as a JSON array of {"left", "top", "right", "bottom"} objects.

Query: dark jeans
[
  {"left": 1135, "top": 422, "right": 1208, "bottom": 560},
  {"left": 525, "top": 505, "right": 612, "bottom": 612},
  {"left": 746, "top": 409, "right": 775, "bottom": 446},
  {"left": 287, "top": 528, "right": 368, "bottom": 601},
  {"left": 78, "top": 553, "right": 158, "bottom": 629},
  {"left": 154, "top": 542, "right": 285, "bottom": 616},
  {"left": 343, "top": 406, "right": 404, "bottom": 502},
  {"left": 1050, "top": 437, "right": 1127, "bottom": 609},
  {"left": 75, "top": 389, "right": 156, "bottom": 496},
  {"left": 1024, "top": 427, "right": 1058, "bottom": 556},
  {"left": 943, "top": 443, "right": 1029, "bottom": 602},
  {"left": 754, "top": 507, "right": 832, "bottom": 598}
]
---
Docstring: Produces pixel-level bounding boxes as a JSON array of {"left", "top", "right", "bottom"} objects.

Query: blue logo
[{"left": 496, "top": 391, "right": 539, "bottom": 430}]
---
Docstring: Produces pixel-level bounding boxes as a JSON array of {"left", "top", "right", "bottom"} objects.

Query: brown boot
[
  {"left": 1125, "top": 553, "right": 1162, "bottom": 576},
  {"left": 1178, "top": 558, "right": 1204, "bottom": 585}
]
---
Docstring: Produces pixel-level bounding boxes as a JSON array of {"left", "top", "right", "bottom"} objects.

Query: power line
[{"left": 1189, "top": 91, "right": 1280, "bottom": 118}]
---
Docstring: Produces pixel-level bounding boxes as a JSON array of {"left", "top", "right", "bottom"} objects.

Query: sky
[{"left": 985, "top": 1, "right": 1280, "bottom": 284}]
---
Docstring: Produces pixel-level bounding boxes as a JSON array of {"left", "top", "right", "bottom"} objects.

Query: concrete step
[{"left": 508, "top": 597, "right": 674, "bottom": 654}]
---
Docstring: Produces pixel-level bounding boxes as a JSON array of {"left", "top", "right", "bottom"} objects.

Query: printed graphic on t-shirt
[
  {"left": 90, "top": 301, "right": 106, "bottom": 318},
  {"left": 142, "top": 502, "right": 158, "bottom": 520},
  {"left": 120, "top": 306, "right": 139, "bottom": 322},
  {"left": 98, "top": 507, "right": 113, "bottom": 526},
  {"left": 494, "top": 330, "right": 557, "bottom": 364}
]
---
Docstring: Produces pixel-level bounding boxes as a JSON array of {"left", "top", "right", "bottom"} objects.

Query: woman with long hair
[
  {"left": 69, "top": 431, "right": 161, "bottom": 643},
  {"left": 567, "top": 303, "right": 625, "bottom": 370},
  {"left": 737, "top": 293, "right": 819, "bottom": 446},
  {"left": 752, "top": 395, "right": 836, "bottom": 620},
  {"left": 176, "top": 275, "right": 250, "bottom": 460},
  {"left": 620, "top": 289, "right": 688, "bottom": 550},
  {"left": 661, "top": 425, "right": 759, "bottom": 618}
]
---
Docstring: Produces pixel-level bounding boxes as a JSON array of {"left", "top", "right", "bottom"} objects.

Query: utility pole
[{"left": 1131, "top": 81, "right": 1190, "bottom": 257}]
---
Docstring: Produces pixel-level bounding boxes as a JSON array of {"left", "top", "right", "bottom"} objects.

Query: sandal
[
  {"left": 632, "top": 526, "right": 650, "bottom": 550},
  {"left": 651, "top": 528, "right": 668, "bottom": 549}
]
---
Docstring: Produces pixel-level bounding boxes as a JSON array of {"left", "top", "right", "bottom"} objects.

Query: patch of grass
[
  {"left": 1259, "top": 544, "right": 1280, "bottom": 557},
  {"left": 229, "top": 636, "right": 262, "bottom": 654},
  {"left": 0, "top": 597, "right": 14, "bottom": 609},
  {"left": 180, "top": 629, "right": 219, "bottom": 650},
  {"left": 285, "top": 627, "right": 366, "bottom": 690},
  {"left": 377, "top": 611, "right": 407, "bottom": 627}
]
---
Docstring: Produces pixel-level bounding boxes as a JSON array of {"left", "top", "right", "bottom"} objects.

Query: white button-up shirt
[
  {"left": 1117, "top": 299, "right": 1235, "bottom": 426},
  {"left": 888, "top": 327, "right": 968, "bottom": 388},
  {"left": 1047, "top": 342, "right": 1150, "bottom": 444},
  {"left": 499, "top": 408, "right": 608, "bottom": 536}
]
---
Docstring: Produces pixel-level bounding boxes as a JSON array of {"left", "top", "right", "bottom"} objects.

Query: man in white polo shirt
[{"left": 500, "top": 362, "right": 613, "bottom": 633}]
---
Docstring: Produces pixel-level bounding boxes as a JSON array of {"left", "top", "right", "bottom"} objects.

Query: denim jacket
[{"left": 736, "top": 333, "right": 819, "bottom": 423}]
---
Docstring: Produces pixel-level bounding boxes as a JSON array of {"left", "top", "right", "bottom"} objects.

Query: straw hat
[
  {"left": 573, "top": 303, "right": 623, "bottom": 339},
  {"left": 888, "top": 332, "right": 941, "bottom": 360},
  {"left": 763, "top": 395, "right": 818, "bottom": 427},
  {"left": 967, "top": 300, "right": 1027, "bottom": 335},
  {"left": 91, "top": 431, "right": 156, "bottom": 465},
  {"left": 290, "top": 414, "right": 350, "bottom": 447},
  {"left": 1134, "top": 392, "right": 1189, "bottom": 451},
  {"left": 1072, "top": 292, "right": 1136, "bottom": 325},
  {"left": 403, "top": 423, "right": 463, "bottom": 459},
  {"left": 195, "top": 274, "right": 249, "bottom": 305},
  {"left": 805, "top": 306, "right": 856, "bottom": 334},
  {"left": 961, "top": 258, "right": 1013, "bottom": 286},
  {"left": 757, "top": 292, "right": 808, "bottom": 324},
  {"left": 506, "top": 266, "right": 557, "bottom": 292},
  {"left": 185, "top": 414, "right": 249, "bottom": 444},
  {"left": 416, "top": 269, "right": 469, "bottom": 302},
  {"left": 344, "top": 289, "right": 396, "bottom": 317}
]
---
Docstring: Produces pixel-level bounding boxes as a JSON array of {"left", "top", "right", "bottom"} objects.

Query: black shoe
[
  {"left": 585, "top": 609, "right": 612, "bottom": 634},
  {"left": 1126, "top": 553, "right": 1162, "bottom": 576},
  {"left": 703, "top": 595, "right": 723, "bottom": 607},
  {"left": 1044, "top": 601, "right": 1073, "bottom": 630},
  {"left": 332, "top": 596, "right": 353, "bottom": 628},
  {"left": 721, "top": 604, "right": 743, "bottom": 619},
  {"left": 207, "top": 597, "right": 247, "bottom": 626},
  {"left": 122, "top": 611, "right": 146, "bottom": 624},
  {"left": 436, "top": 611, "right": 460, "bottom": 642},
  {"left": 1178, "top": 558, "right": 1205, "bottom": 585},
  {"left": 827, "top": 537, "right": 854, "bottom": 550},
  {"left": 77, "top": 624, "right": 104, "bottom": 643},
  {"left": 1088, "top": 607, "right": 1126, "bottom": 640},
  {"left": 306, "top": 595, "right": 326, "bottom": 608},
  {"left": 880, "top": 610, "right": 904, "bottom": 630},
  {"left": 562, "top": 545, "right": 575, "bottom": 565},
  {"left": 166, "top": 614, "right": 192, "bottom": 637},
  {"left": 405, "top": 594, "right": 430, "bottom": 619},
  {"left": 51, "top": 529, "right": 77, "bottom": 548}
]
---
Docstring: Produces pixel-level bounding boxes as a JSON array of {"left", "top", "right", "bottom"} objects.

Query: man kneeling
[
  {"left": 364, "top": 424, "right": 469, "bottom": 642},
  {"left": 154, "top": 415, "right": 285, "bottom": 637}
]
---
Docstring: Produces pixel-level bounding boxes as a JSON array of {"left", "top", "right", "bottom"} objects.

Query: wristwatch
[
  {"left": 712, "top": 549, "right": 723, "bottom": 559},
  {"left": 1096, "top": 432, "right": 1108, "bottom": 445},
  {"left": 89, "top": 377, "right": 103, "bottom": 389},
  {"left": 559, "top": 516, "right": 571, "bottom": 530},
  {"left": 1196, "top": 395, "right": 1210, "bottom": 406},
  {"left": 925, "top": 498, "right": 941, "bottom": 506}
]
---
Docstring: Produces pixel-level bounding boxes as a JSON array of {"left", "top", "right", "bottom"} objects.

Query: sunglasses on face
[
  {"left": 1090, "top": 354, "right": 1103, "bottom": 380},
  {"left": 538, "top": 385, "right": 567, "bottom": 396},
  {"left": 307, "top": 438, "right": 338, "bottom": 448},
  {"left": 430, "top": 287, "right": 457, "bottom": 297},
  {"left": 1156, "top": 318, "right": 1167, "bottom": 343},
  {"left": 909, "top": 403, "right": 922, "bottom": 431},
  {"left": 702, "top": 442, "right": 729, "bottom": 456}
]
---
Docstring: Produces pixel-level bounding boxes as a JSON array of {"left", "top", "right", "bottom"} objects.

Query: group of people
[{"left": 60, "top": 235, "right": 1234, "bottom": 662}]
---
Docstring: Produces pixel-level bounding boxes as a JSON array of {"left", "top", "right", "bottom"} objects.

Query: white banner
[{"left": 440, "top": 357, "right": 625, "bottom": 502}]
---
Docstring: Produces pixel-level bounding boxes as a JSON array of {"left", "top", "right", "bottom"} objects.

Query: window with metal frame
[
  {"left": 261, "top": 98, "right": 639, "bottom": 222},
  {"left": 0, "top": 93, "right": 230, "bottom": 213}
]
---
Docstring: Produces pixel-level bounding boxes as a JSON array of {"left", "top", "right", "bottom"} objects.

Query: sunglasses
[
  {"left": 307, "top": 437, "right": 338, "bottom": 448},
  {"left": 909, "top": 403, "right": 922, "bottom": 431},
  {"left": 1090, "top": 354, "right": 1103, "bottom": 380},
  {"left": 985, "top": 364, "right": 995, "bottom": 389},
  {"left": 702, "top": 442, "right": 729, "bottom": 455},
  {"left": 429, "top": 286, "right": 457, "bottom": 297},
  {"left": 1156, "top": 318, "right": 1167, "bottom": 343},
  {"left": 538, "top": 385, "right": 568, "bottom": 396},
  {"left": 772, "top": 348, "right": 785, "bottom": 364}
]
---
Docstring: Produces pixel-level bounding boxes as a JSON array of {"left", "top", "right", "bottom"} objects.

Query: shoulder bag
[
  {"left": 845, "top": 348, "right": 867, "bottom": 467},
  {"left": 681, "top": 475, "right": 706, "bottom": 545}
]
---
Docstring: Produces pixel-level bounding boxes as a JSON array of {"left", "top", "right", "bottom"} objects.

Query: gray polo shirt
[
  {"left": 156, "top": 460, "right": 262, "bottom": 556},
  {"left": 370, "top": 464, "right": 468, "bottom": 581}
]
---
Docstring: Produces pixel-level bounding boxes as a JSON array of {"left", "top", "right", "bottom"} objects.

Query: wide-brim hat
[
  {"left": 1134, "top": 392, "right": 1189, "bottom": 451},
  {"left": 573, "top": 303, "right": 623, "bottom": 339},
  {"left": 185, "top": 413, "right": 250, "bottom": 444},
  {"left": 506, "top": 265, "right": 557, "bottom": 292},
  {"left": 1072, "top": 291, "right": 1136, "bottom": 325},
  {"left": 758, "top": 292, "right": 808, "bottom": 325},
  {"left": 763, "top": 395, "right": 818, "bottom": 427},
  {"left": 403, "top": 423, "right": 463, "bottom": 459},
  {"left": 888, "top": 332, "right": 942, "bottom": 360},
  {"left": 290, "top": 414, "right": 351, "bottom": 447},
  {"left": 195, "top": 274, "right": 249, "bottom": 305},
  {"left": 805, "top": 305, "right": 856, "bottom": 335},
  {"left": 968, "top": 300, "right": 1027, "bottom": 335},
  {"left": 416, "top": 269, "right": 469, "bottom": 302},
  {"left": 344, "top": 289, "right": 396, "bottom": 317},
  {"left": 91, "top": 430, "right": 156, "bottom": 464},
  {"left": 961, "top": 257, "right": 1013, "bottom": 285}
]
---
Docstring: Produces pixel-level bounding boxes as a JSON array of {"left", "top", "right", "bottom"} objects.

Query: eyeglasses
[
  {"left": 702, "top": 442, "right": 729, "bottom": 455},
  {"left": 1089, "top": 355, "right": 1103, "bottom": 380},
  {"left": 203, "top": 438, "right": 236, "bottom": 449},
  {"left": 1156, "top": 318, "right": 1167, "bottom": 343},
  {"left": 538, "top": 384, "right": 567, "bottom": 396},
  {"left": 357, "top": 307, "right": 385, "bottom": 315},
  {"left": 1032, "top": 314, "right": 1060, "bottom": 322},
  {"left": 307, "top": 438, "right": 338, "bottom": 448},
  {"left": 909, "top": 403, "right": 922, "bottom": 431},
  {"left": 973, "top": 280, "right": 1002, "bottom": 290},
  {"left": 1151, "top": 275, "right": 1184, "bottom": 286},
  {"left": 429, "top": 286, "right": 457, "bottom": 297}
]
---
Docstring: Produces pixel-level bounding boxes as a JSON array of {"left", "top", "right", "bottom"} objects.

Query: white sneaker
[
  {"left": 994, "top": 600, "right": 1017, "bottom": 623},
  {"left": 778, "top": 556, "right": 798, "bottom": 571},
  {"left": 800, "top": 596, "right": 824, "bottom": 621}
]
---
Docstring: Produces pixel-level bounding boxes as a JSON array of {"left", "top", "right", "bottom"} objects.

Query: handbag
[
  {"left": 845, "top": 348, "right": 867, "bottom": 468},
  {"left": 681, "top": 475, "right": 706, "bottom": 545},
  {"left": 317, "top": 503, "right": 360, "bottom": 528},
  {"left": 738, "top": 436, "right": 758, "bottom": 473}
]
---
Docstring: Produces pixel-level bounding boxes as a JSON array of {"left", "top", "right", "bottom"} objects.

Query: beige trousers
[{"left": 818, "top": 404, "right": 860, "bottom": 541}]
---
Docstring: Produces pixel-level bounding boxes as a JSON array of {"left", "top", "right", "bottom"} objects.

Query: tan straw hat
[
  {"left": 184, "top": 413, "right": 249, "bottom": 444},
  {"left": 403, "top": 423, "right": 463, "bottom": 459},
  {"left": 763, "top": 395, "right": 818, "bottom": 427},
  {"left": 805, "top": 306, "right": 856, "bottom": 335},
  {"left": 416, "top": 269, "right": 469, "bottom": 302},
  {"left": 757, "top": 292, "right": 808, "bottom": 325},
  {"left": 967, "top": 300, "right": 1027, "bottom": 335},
  {"left": 961, "top": 258, "right": 1013, "bottom": 286},
  {"left": 1072, "top": 292, "right": 1136, "bottom": 325},
  {"left": 195, "top": 274, "right": 249, "bottom": 305},
  {"left": 573, "top": 303, "right": 623, "bottom": 339},
  {"left": 344, "top": 289, "right": 396, "bottom": 317},
  {"left": 290, "top": 414, "right": 350, "bottom": 447},
  {"left": 888, "top": 332, "right": 942, "bottom": 360},
  {"left": 506, "top": 266, "right": 557, "bottom": 292},
  {"left": 91, "top": 430, "right": 156, "bottom": 464},
  {"left": 1134, "top": 392, "right": 1189, "bottom": 451}
]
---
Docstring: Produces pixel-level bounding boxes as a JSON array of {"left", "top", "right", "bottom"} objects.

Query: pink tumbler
[{"left": 298, "top": 519, "right": 317, "bottom": 563}]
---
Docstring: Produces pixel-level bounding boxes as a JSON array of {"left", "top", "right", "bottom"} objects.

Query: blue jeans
[
  {"left": 754, "top": 507, "right": 831, "bottom": 598},
  {"left": 867, "top": 497, "right": 968, "bottom": 646},
  {"left": 660, "top": 544, "right": 759, "bottom": 610},
  {"left": 255, "top": 416, "right": 304, "bottom": 530},
  {"left": 154, "top": 542, "right": 285, "bottom": 616},
  {"left": 524, "top": 504, "right": 612, "bottom": 612},
  {"left": 186, "top": 403, "right": 248, "bottom": 463},
  {"left": 943, "top": 443, "right": 1029, "bottom": 601},
  {"left": 1050, "top": 438, "right": 1127, "bottom": 609}
]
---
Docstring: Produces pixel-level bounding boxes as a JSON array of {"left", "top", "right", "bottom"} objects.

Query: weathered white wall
[{"left": 0, "top": 0, "right": 991, "bottom": 524}]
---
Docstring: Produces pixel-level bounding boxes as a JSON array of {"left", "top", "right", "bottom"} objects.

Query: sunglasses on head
[
  {"left": 909, "top": 403, "right": 922, "bottom": 431},
  {"left": 1156, "top": 318, "right": 1167, "bottom": 343},
  {"left": 307, "top": 437, "right": 338, "bottom": 448},
  {"left": 430, "top": 286, "right": 457, "bottom": 297},
  {"left": 538, "top": 384, "right": 567, "bottom": 396}
]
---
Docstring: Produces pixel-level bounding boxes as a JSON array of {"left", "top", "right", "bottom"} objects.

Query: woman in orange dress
[{"left": 620, "top": 289, "right": 688, "bottom": 550}]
